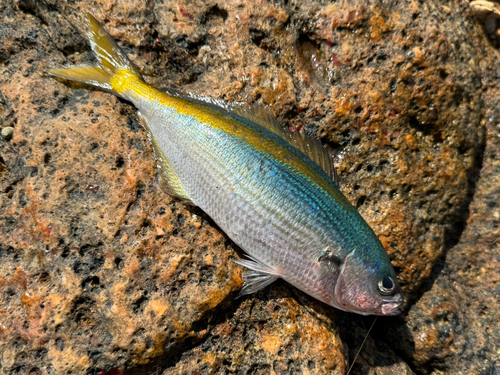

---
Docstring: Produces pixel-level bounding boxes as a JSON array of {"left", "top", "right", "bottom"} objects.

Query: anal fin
[
  {"left": 234, "top": 255, "right": 280, "bottom": 296},
  {"left": 137, "top": 112, "right": 194, "bottom": 205},
  {"left": 156, "top": 147, "right": 194, "bottom": 205}
]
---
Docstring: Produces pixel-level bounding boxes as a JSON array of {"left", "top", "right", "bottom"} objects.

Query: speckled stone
[
  {"left": 1, "top": 127, "right": 14, "bottom": 141},
  {"left": 0, "top": 4, "right": 242, "bottom": 374},
  {"left": 0, "top": 0, "right": 495, "bottom": 374}
]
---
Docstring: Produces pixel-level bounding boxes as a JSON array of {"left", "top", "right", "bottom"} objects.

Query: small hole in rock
[
  {"left": 356, "top": 196, "right": 366, "bottom": 208},
  {"left": 115, "top": 156, "right": 124, "bottom": 168}
]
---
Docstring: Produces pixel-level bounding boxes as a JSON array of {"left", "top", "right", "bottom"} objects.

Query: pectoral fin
[
  {"left": 234, "top": 255, "right": 280, "bottom": 296},
  {"left": 315, "top": 248, "right": 343, "bottom": 281}
]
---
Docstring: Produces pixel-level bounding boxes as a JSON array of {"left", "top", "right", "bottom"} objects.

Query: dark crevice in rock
[
  {"left": 144, "top": 29, "right": 207, "bottom": 85},
  {"left": 295, "top": 33, "right": 328, "bottom": 90},
  {"left": 201, "top": 5, "right": 229, "bottom": 24},
  {"left": 250, "top": 28, "right": 267, "bottom": 48}
]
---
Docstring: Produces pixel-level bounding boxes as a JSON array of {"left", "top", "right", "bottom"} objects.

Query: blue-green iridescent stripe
[{"left": 164, "top": 104, "right": 377, "bottom": 253}]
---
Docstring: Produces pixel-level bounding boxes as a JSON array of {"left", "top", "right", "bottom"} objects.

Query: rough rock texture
[{"left": 0, "top": 0, "right": 497, "bottom": 374}]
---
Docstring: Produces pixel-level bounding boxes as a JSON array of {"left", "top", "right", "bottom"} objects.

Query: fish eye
[{"left": 378, "top": 276, "right": 395, "bottom": 296}]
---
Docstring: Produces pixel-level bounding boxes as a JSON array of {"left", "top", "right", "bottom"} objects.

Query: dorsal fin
[
  {"left": 224, "top": 101, "right": 287, "bottom": 139},
  {"left": 282, "top": 126, "right": 338, "bottom": 186},
  {"left": 221, "top": 102, "right": 339, "bottom": 186},
  {"left": 160, "top": 89, "right": 339, "bottom": 185}
]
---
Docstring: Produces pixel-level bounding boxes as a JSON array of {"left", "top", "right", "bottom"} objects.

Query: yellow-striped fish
[{"left": 49, "top": 13, "right": 403, "bottom": 315}]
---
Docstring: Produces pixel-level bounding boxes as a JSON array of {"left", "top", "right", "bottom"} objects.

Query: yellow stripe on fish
[{"left": 109, "top": 68, "right": 353, "bottom": 212}]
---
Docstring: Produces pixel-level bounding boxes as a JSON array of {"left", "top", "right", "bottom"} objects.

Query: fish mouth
[{"left": 381, "top": 301, "right": 403, "bottom": 315}]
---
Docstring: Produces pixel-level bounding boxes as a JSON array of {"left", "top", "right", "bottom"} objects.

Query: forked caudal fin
[{"left": 47, "top": 13, "right": 143, "bottom": 99}]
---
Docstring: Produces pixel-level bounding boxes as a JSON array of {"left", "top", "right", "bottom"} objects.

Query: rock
[
  {"left": 161, "top": 286, "right": 415, "bottom": 375},
  {"left": 391, "top": 30, "right": 500, "bottom": 374},
  {"left": 0, "top": 0, "right": 495, "bottom": 374},
  {"left": 470, "top": 0, "right": 500, "bottom": 47},
  {"left": 0, "top": 6, "right": 242, "bottom": 374}
]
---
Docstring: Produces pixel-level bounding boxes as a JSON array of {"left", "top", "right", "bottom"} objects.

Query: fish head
[{"left": 332, "top": 245, "right": 404, "bottom": 316}]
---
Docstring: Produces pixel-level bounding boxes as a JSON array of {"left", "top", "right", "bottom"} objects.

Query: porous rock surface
[{"left": 0, "top": 0, "right": 497, "bottom": 374}]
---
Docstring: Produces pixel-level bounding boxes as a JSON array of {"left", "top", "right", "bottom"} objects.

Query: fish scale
[
  {"left": 48, "top": 13, "right": 404, "bottom": 315},
  {"left": 140, "top": 95, "right": 369, "bottom": 304}
]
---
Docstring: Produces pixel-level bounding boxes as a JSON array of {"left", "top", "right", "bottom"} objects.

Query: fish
[{"left": 48, "top": 13, "right": 404, "bottom": 316}]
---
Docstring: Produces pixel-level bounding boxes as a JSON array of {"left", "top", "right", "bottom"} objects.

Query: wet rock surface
[{"left": 0, "top": 0, "right": 498, "bottom": 374}]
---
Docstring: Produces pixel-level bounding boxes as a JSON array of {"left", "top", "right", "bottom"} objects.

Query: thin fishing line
[{"left": 346, "top": 316, "right": 378, "bottom": 375}]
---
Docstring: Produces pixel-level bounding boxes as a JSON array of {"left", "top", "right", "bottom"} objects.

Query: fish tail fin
[{"left": 48, "top": 13, "right": 144, "bottom": 99}]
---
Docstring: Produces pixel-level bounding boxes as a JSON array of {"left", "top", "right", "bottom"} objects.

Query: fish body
[{"left": 49, "top": 14, "right": 403, "bottom": 315}]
